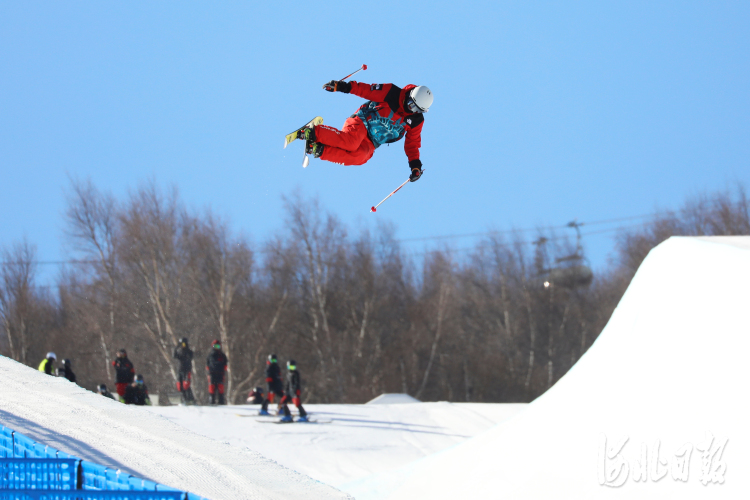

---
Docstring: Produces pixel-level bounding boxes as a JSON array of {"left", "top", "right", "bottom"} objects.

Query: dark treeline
[{"left": 1, "top": 181, "right": 749, "bottom": 404}]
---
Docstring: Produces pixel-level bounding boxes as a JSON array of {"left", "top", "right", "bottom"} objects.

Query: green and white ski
[{"left": 284, "top": 116, "right": 323, "bottom": 168}]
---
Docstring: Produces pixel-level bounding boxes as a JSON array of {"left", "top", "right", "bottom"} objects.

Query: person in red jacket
[{"left": 299, "top": 80, "right": 434, "bottom": 182}]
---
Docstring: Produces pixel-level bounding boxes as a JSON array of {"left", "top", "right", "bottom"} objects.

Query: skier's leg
[
  {"left": 293, "top": 396, "right": 307, "bottom": 417},
  {"left": 314, "top": 117, "right": 368, "bottom": 152},
  {"left": 319, "top": 137, "right": 375, "bottom": 166},
  {"left": 218, "top": 383, "right": 226, "bottom": 405},
  {"left": 280, "top": 395, "right": 291, "bottom": 417}
]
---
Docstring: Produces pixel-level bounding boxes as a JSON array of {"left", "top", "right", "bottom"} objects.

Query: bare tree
[{"left": 0, "top": 240, "right": 38, "bottom": 364}]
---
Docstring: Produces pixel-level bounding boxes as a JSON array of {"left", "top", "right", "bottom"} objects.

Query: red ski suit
[{"left": 315, "top": 82, "right": 425, "bottom": 166}]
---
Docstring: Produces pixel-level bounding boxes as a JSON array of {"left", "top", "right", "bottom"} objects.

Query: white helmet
[
  {"left": 407, "top": 86, "right": 433, "bottom": 113},
  {"left": 46, "top": 352, "right": 56, "bottom": 360}
]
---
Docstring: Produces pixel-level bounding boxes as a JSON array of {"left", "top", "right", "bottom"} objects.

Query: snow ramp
[
  {"left": 0, "top": 356, "right": 351, "bottom": 500},
  {"left": 346, "top": 236, "right": 750, "bottom": 499}
]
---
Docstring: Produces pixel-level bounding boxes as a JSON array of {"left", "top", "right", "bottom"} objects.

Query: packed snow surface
[
  {"left": 0, "top": 356, "right": 351, "bottom": 500},
  {"left": 149, "top": 402, "right": 525, "bottom": 489},
  {"left": 342, "top": 237, "right": 750, "bottom": 499}
]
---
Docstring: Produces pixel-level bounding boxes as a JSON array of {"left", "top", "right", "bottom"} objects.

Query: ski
[
  {"left": 284, "top": 116, "right": 323, "bottom": 168},
  {"left": 256, "top": 418, "right": 332, "bottom": 424}
]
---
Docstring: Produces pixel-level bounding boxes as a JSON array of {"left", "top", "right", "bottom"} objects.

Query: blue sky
[{"left": 2, "top": 1, "right": 749, "bottom": 286}]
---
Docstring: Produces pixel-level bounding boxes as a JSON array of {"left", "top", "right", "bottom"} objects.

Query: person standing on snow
[
  {"left": 206, "top": 339, "right": 228, "bottom": 405},
  {"left": 279, "top": 359, "right": 308, "bottom": 423},
  {"left": 112, "top": 348, "right": 135, "bottom": 402},
  {"left": 259, "top": 354, "right": 284, "bottom": 416},
  {"left": 123, "top": 374, "right": 151, "bottom": 406},
  {"left": 299, "top": 80, "right": 433, "bottom": 182},
  {"left": 38, "top": 352, "right": 57, "bottom": 375},
  {"left": 173, "top": 337, "right": 195, "bottom": 404},
  {"left": 59, "top": 358, "right": 77, "bottom": 383}
]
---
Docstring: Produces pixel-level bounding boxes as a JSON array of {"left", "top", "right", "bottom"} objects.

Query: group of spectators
[
  {"left": 38, "top": 352, "right": 76, "bottom": 383},
  {"left": 38, "top": 338, "right": 306, "bottom": 418}
]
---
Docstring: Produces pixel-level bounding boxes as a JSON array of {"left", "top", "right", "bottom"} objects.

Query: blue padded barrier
[
  {"left": 80, "top": 462, "right": 108, "bottom": 491},
  {"left": 186, "top": 494, "right": 210, "bottom": 500},
  {"left": 115, "top": 473, "right": 131, "bottom": 491},
  {"left": 12, "top": 434, "right": 37, "bottom": 459},
  {"left": 0, "top": 459, "right": 78, "bottom": 490},
  {"left": 127, "top": 478, "right": 144, "bottom": 491},
  {"left": 31, "top": 444, "right": 47, "bottom": 459},
  {"left": 0, "top": 428, "right": 14, "bottom": 458},
  {"left": 0, "top": 491, "right": 185, "bottom": 500},
  {"left": 140, "top": 480, "right": 157, "bottom": 492},
  {"left": 104, "top": 470, "right": 119, "bottom": 491}
]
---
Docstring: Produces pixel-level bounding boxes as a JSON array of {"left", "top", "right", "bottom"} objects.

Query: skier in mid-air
[{"left": 297, "top": 79, "right": 433, "bottom": 182}]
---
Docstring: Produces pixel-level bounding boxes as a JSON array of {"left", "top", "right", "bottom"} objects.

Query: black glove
[
  {"left": 322, "top": 80, "right": 351, "bottom": 93},
  {"left": 409, "top": 159, "right": 423, "bottom": 182}
]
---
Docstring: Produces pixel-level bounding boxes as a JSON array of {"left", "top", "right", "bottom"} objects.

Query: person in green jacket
[{"left": 38, "top": 352, "right": 57, "bottom": 375}]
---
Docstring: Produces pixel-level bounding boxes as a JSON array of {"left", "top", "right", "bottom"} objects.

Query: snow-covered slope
[
  {"left": 345, "top": 236, "right": 750, "bottom": 499},
  {"left": 0, "top": 356, "right": 351, "bottom": 500},
  {"left": 149, "top": 402, "right": 526, "bottom": 489}
]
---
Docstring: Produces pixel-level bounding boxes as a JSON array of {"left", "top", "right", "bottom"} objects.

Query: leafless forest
[{"left": 2, "top": 181, "right": 749, "bottom": 405}]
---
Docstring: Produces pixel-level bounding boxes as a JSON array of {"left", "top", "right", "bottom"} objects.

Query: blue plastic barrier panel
[
  {"left": 141, "top": 479, "right": 158, "bottom": 491},
  {"left": 0, "top": 428, "right": 14, "bottom": 458},
  {"left": 0, "top": 458, "right": 78, "bottom": 490},
  {"left": 0, "top": 491, "right": 185, "bottom": 500},
  {"left": 12, "top": 433, "right": 37, "bottom": 459},
  {"left": 81, "top": 461, "right": 109, "bottom": 490}
]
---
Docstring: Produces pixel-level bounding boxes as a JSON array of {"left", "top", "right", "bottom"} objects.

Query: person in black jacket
[
  {"left": 247, "top": 386, "right": 264, "bottom": 405},
  {"left": 112, "top": 348, "right": 135, "bottom": 402},
  {"left": 206, "top": 339, "right": 228, "bottom": 405},
  {"left": 280, "top": 360, "right": 308, "bottom": 422},
  {"left": 173, "top": 337, "right": 195, "bottom": 404},
  {"left": 59, "top": 358, "right": 77, "bottom": 383},
  {"left": 123, "top": 374, "right": 151, "bottom": 406},
  {"left": 259, "top": 354, "right": 283, "bottom": 416},
  {"left": 97, "top": 383, "right": 117, "bottom": 401}
]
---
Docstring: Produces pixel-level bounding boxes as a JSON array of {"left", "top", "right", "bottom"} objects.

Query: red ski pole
[
  {"left": 370, "top": 177, "right": 411, "bottom": 213},
  {"left": 340, "top": 64, "right": 367, "bottom": 81},
  {"left": 323, "top": 64, "right": 367, "bottom": 90}
]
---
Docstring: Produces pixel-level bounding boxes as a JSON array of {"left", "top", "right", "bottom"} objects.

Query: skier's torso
[
  {"left": 206, "top": 350, "right": 227, "bottom": 375},
  {"left": 285, "top": 370, "right": 301, "bottom": 394},
  {"left": 349, "top": 82, "right": 424, "bottom": 159},
  {"left": 113, "top": 358, "right": 135, "bottom": 384},
  {"left": 266, "top": 363, "right": 283, "bottom": 390},
  {"left": 173, "top": 346, "right": 194, "bottom": 373}
]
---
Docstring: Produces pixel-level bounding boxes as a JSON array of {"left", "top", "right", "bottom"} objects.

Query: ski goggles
[
  {"left": 213, "top": 343, "right": 221, "bottom": 349},
  {"left": 405, "top": 97, "right": 426, "bottom": 114}
]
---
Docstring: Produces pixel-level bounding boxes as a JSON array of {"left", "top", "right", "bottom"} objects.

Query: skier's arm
[
  {"left": 404, "top": 121, "right": 423, "bottom": 163},
  {"left": 348, "top": 82, "right": 401, "bottom": 103}
]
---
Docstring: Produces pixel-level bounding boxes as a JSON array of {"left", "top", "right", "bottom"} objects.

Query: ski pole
[
  {"left": 323, "top": 65, "right": 367, "bottom": 90},
  {"left": 370, "top": 177, "right": 411, "bottom": 213},
  {"left": 340, "top": 64, "right": 367, "bottom": 82}
]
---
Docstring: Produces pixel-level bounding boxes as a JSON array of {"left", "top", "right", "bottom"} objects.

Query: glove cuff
[
  {"left": 339, "top": 81, "right": 351, "bottom": 93},
  {"left": 409, "top": 159, "right": 422, "bottom": 170}
]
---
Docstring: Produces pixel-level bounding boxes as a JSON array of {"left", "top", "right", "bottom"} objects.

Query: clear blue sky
[{"left": 2, "top": 1, "right": 749, "bottom": 287}]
